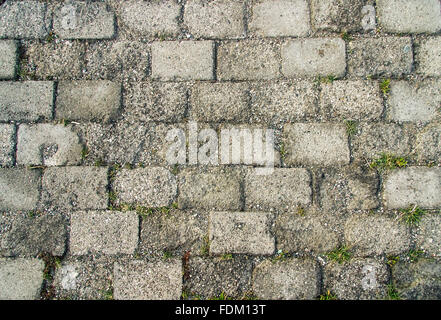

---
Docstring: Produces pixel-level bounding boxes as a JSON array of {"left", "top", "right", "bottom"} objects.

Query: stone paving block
[
  {"left": 387, "top": 80, "right": 441, "bottom": 122},
  {"left": 53, "top": 1, "right": 115, "bottom": 39},
  {"left": 348, "top": 37, "right": 413, "bottom": 77},
  {"left": 113, "top": 167, "right": 177, "bottom": 207},
  {"left": 320, "top": 80, "right": 383, "bottom": 121},
  {"left": 217, "top": 40, "right": 280, "bottom": 80},
  {"left": 344, "top": 214, "right": 411, "bottom": 256},
  {"left": 118, "top": 0, "right": 180, "bottom": 39},
  {"left": 56, "top": 81, "right": 121, "bottom": 122},
  {"left": 252, "top": 258, "right": 320, "bottom": 300},
  {"left": 415, "top": 124, "right": 441, "bottom": 162},
  {"left": 151, "top": 41, "right": 214, "bottom": 80},
  {"left": 244, "top": 168, "right": 311, "bottom": 211},
  {"left": 377, "top": 0, "right": 441, "bottom": 34},
  {"left": 190, "top": 82, "right": 248, "bottom": 123},
  {"left": 0, "top": 258, "right": 44, "bottom": 300},
  {"left": 416, "top": 38, "right": 441, "bottom": 77},
  {"left": 0, "top": 40, "right": 17, "bottom": 79},
  {"left": 0, "top": 168, "right": 40, "bottom": 211},
  {"left": 178, "top": 168, "right": 241, "bottom": 211},
  {"left": 249, "top": 0, "right": 310, "bottom": 37},
  {"left": 114, "top": 259, "right": 182, "bottom": 300},
  {"left": 393, "top": 259, "right": 441, "bottom": 300},
  {"left": 416, "top": 214, "right": 441, "bottom": 258},
  {"left": 311, "top": 0, "right": 366, "bottom": 32},
  {"left": 16, "top": 124, "right": 82, "bottom": 166},
  {"left": 0, "top": 124, "right": 14, "bottom": 167},
  {"left": 70, "top": 210, "right": 139, "bottom": 255},
  {"left": 250, "top": 80, "right": 318, "bottom": 124},
  {"left": 124, "top": 82, "right": 187, "bottom": 122},
  {"left": 0, "top": 1, "right": 49, "bottom": 39},
  {"left": 383, "top": 167, "right": 441, "bottom": 209},
  {"left": 0, "top": 212, "right": 67, "bottom": 257},
  {"left": 352, "top": 123, "right": 412, "bottom": 159},
  {"left": 184, "top": 256, "right": 254, "bottom": 299},
  {"left": 139, "top": 209, "right": 207, "bottom": 257},
  {"left": 184, "top": 0, "right": 245, "bottom": 39},
  {"left": 209, "top": 211, "right": 275, "bottom": 255},
  {"left": 281, "top": 38, "right": 346, "bottom": 78},
  {"left": 0, "top": 81, "right": 53, "bottom": 121},
  {"left": 283, "top": 123, "right": 350, "bottom": 166},
  {"left": 324, "top": 258, "right": 389, "bottom": 300},
  {"left": 41, "top": 167, "right": 108, "bottom": 210}
]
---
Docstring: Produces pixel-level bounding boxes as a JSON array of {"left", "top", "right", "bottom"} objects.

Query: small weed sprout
[
  {"left": 319, "top": 290, "right": 338, "bottom": 300},
  {"left": 369, "top": 153, "right": 407, "bottom": 172},
  {"left": 344, "top": 120, "right": 358, "bottom": 137},
  {"left": 386, "top": 284, "right": 401, "bottom": 300},
  {"left": 407, "top": 249, "right": 424, "bottom": 263},
  {"left": 326, "top": 246, "right": 351, "bottom": 264},
  {"left": 387, "top": 256, "right": 400, "bottom": 267},
  {"left": 380, "top": 79, "right": 391, "bottom": 96},
  {"left": 400, "top": 205, "right": 425, "bottom": 226}
]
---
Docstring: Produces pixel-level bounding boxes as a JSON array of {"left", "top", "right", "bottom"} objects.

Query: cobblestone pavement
[{"left": 0, "top": 0, "right": 440, "bottom": 300}]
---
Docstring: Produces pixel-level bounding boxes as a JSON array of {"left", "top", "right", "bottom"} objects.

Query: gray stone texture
[
  {"left": 416, "top": 214, "right": 441, "bottom": 258},
  {"left": 0, "top": 40, "right": 17, "bottom": 79},
  {"left": 0, "top": 168, "right": 40, "bottom": 211},
  {"left": 415, "top": 124, "right": 441, "bottom": 162},
  {"left": 0, "top": 124, "right": 14, "bottom": 167},
  {"left": 311, "top": 0, "right": 366, "bottom": 32},
  {"left": 416, "top": 37, "right": 441, "bottom": 77}
]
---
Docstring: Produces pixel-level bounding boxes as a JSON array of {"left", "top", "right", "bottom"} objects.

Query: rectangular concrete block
[
  {"left": 0, "top": 81, "right": 53, "bottom": 121},
  {"left": 209, "top": 211, "right": 275, "bottom": 255},
  {"left": 53, "top": 1, "right": 115, "bottom": 39},
  {"left": 281, "top": 38, "right": 346, "bottom": 78},
  {"left": 416, "top": 37, "right": 441, "bottom": 77},
  {"left": 283, "top": 123, "right": 350, "bottom": 166},
  {"left": 70, "top": 210, "right": 139, "bottom": 255},
  {"left": 151, "top": 41, "right": 214, "bottom": 80},
  {"left": 0, "top": 124, "right": 14, "bottom": 167},
  {"left": 0, "top": 40, "right": 17, "bottom": 79},
  {"left": 0, "top": 168, "right": 40, "bottom": 211},
  {"left": 311, "top": 0, "right": 366, "bottom": 32},
  {"left": 416, "top": 215, "right": 441, "bottom": 258},
  {"left": 383, "top": 167, "right": 441, "bottom": 209}
]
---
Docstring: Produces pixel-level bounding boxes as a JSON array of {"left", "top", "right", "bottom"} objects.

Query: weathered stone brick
[
  {"left": 114, "top": 260, "right": 182, "bottom": 300},
  {"left": 0, "top": 168, "right": 40, "bottom": 211},
  {"left": 0, "top": 124, "right": 14, "bottom": 167},
  {"left": 387, "top": 80, "right": 441, "bottom": 122},
  {"left": 377, "top": 0, "right": 441, "bottom": 34},
  {"left": 184, "top": 0, "right": 244, "bottom": 39},
  {"left": 311, "top": 0, "right": 366, "bottom": 32},
  {"left": 209, "top": 211, "right": 275, "bottom": 255},
  {"left": 70, "top": 210, "right": 139, "bottom": 255},
  {"left": 0, "top": 81, "right": 53, "bottom": 121},
  {"left": 217, "top": 40, "right": 280, "bottom": 80},
  {"left": 348, "top": 37, "right": 413, "bottom": 77},
  {"left": 324, "top": 258, "right": 389, "bottom": 300},
  {"left": 416, "top": 214, "right": 441, "bottom": 258},
  {"left": 113, "top": 167, "right": 177, "bottom": 207},
  {"left": 0, "top": 40, "right": 17, "bottom": 79},
  {"left": 283, "top": 123, "right": 350, "bottom": 166},
  {"left": 0, "top": 258, "right": 44, "bottom": 300},
  {"left": 56, "top": 81, "right": 121, "bottom": 122},
  {"left": 320, "top": 80, "right": 383, "bottom": 121},
  {"left": 245, "top": 168, "right": 311, "bottom": 211},
  {"left": 0, "top": 1, "right": 50, "bottom": 39},
  {"left": 415, "top": 124, "right": 441, "bottom": 162},
  {"left": 16, "top": 124, "right": 82, "bottom": 166},
  {"left": 178, "top": 168, "right": 241, "bottom": 210},
  {"left": 151, "top": 41, "right": 214, "bottom": 80},
  {"left": 416, "top": 38, "right": 441, "bottom": 77},
  {"left": 249, "top": 0, "right": 310, "bottom": 37},
  {"left": 383, "top": 167, "right": 441, "bottom": 209},
  {"left": 281, "top": 38, "right": 346, "bottom": 78},
  {"left": 41, "top": 167, "right": 108, "bottom": 210},
  {"left": 252, "top": 258, "right": 320, "bottom": 299},
  {"left": 344, "top": 214, "right": 411, "bottom": 256}
]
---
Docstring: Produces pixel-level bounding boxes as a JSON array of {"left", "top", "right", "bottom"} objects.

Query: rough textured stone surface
[
  {"left": 416, "top": 37, "right": 441, "bottom": 77},
  {"left": 184, "top": 0, "right": 244, "bottom": 39},
  {"left": 324, "top": 258, "right": 389, "bottom": 300},
  {"left": 252, "top": 258, "right": 320, "bottom": 300},
  {"left": 209, "top": 211, "right": 275, "bottom": 255},
  {"left": 41, "top": 167, "right": 108, "bottom": 211},
  {"left": 377, "top": 0, "right": 441, "bottom": 34},
  {"left": 0, "top": 168, "right": 40, "bottom": 211},
  {"left": 0, "top": 258, "right": 44, "bottom": 300},
  {"left": 249, "top": 0, "right": 310, "bottom": 37},
  {"left": 217, "top": 40, "right": 280, "bottom": 80},
  {"left": 0, "top": 81, "right": 53, "bottom": 121},
  {"left": 151, "top": 41, "right": 214, "bottom": 80},
  {"left": 416, "top": 214, "right": 441, "bottom": 258},
  {"left": 311, "top": 0, "right": 366, "bottom": 32},
  {"left": 70, "top": 210, "right": 139, "bottom": 255},
  {"left": 56, "top": 81, "right": 121, "bottom": 122},
  {"left": 415, "top": 124, "right": 441, "bottom": 162},
  {"left": 344, "top": 214, "right": 411, "bottom": 256},
  {"left": 383, "top": 167, "right": 441, "bottom": 209},
  {"left": 114, "top": 259, "right": 182, "bottom": 300},
  {"left": 281, "top": 38, "right": 346, "bottom": 78},
  {"left": 0, "top": 124, "right": 14, "bottom": 167},
  {"left": 283, "top": 123, "right": 350, "bottom": 166},
  {"left": 16, "top": 124, "right": 82, "bottom": 166},
  {"left": 0, "top": 40, "right": 16, "bottom": 79}
]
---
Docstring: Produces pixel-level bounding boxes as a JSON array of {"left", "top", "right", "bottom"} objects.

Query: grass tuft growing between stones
[
  {"left": 380, "top": 79, "right": 391, "bottom": 96},
  {"left": 200, "top": 235, "right": 210, "bottom": 256},
  {"left": 344, "top": 120, "right": 358, "bottom": 137},
  {"left": 340, "top": 32, "right": 352, "bottom": 42},
  {"left": 387, "top": 255, "right": 400, "bottom": 267},
  {"left": 221, "top": 253, "right": 233, "bottom": 260},
  {"left": 386, "top": 284, "right": 401, "bottom": 300},
  {"left": 400, "top": 205, "right": 425, "bottom": 226},
  {"left": 326, "top": 246, "right": 351, "bottom": 264},
  {"left": 209, "top": 291, "right": 232, "bottom": 300},
  {"left": 369, "top": 153, "right": 407, "bottom": 172},
  {"left": 407, "top": 249, "right": 425, "bottom": 263},
  {"left": 319, "top": 290, "right": 338, "bottom": 300}
]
